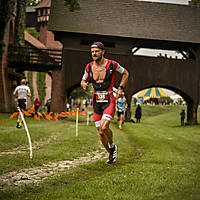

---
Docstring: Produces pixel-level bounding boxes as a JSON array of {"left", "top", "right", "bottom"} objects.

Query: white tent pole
[
  {"left": 17, "top": 106, "right": 33, "bottom": 159},
  {"left": 76, "top": 108, "right": 79, "bottom": 136},
  {"left": 87, "top": 111, "right": 89, "bottom": 126}
]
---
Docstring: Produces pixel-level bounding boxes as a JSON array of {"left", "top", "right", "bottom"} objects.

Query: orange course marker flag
[
  {"left": 82, "top": 110, "right": 88, "bottom": 115},
  {"left": 54, "top": 113, "right": 59, "bottom": 122},
  {"left": 0, "top": 120, "right": 3, "bottom": 123},
  {"left": 34, "top": 114, "right": 40, "bottom": 120},
  {"left": 71, "top": 110, "right": 76, "bottom": 116},
  {"left": 28, "top": 106, "right": 34, "bottom": 113},
  {"left": 37, "top": 112, "right": 43, "bottom": 118},
  {"left": 22, "top": 110, "right": 32, "bottom": 116},
  {"left": 9, "top": 112, "right": 19, "bottom": 120},
  {"left": 78, "top": 110, "right": 88, "bottom": 116},
  {"left": 43, "top": 112, "right": 52, "bottom": 120},
  {"left": 59, "top": 112, "right": 69, "bottom": 118}
]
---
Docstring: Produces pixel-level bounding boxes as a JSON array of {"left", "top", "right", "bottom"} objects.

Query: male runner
[
  {"left": 13, "top": 79, "right": 31, "bottom": 128},
  {"left": 81, "top": 42, "right": 129, "bottom": 164}
]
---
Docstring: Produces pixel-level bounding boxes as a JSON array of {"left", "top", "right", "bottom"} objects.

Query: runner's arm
[
  {"left": 115, "top": 63, "right": 129, "bottom": 89},
  {"left": 13, "top": 88, "right": 17, "bottom": 96},
  {"left": 117, "top": 68, "right": 129, "bottom": 96},
  {"left": 81, "top": 68, "right": 90, "bottom": 91},
  {"left": 118, "top": 68, "right": 129, "bottom": 89},
  {"left": 125, "top": 101, "right": 128, "bottom": 109},
  {"left": 116, "top": 100, "right": 120, "bottom": 109},
  {"left": 81, "top": 79, "right": 89, "bottom": 91}
]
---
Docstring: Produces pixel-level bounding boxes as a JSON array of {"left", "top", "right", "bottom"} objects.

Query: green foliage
[
  {"left": 0, "top": 0, "right": 28, "bottom": 48},
  {"left": 25, "top": 27, "right": 40, "bottom": 40},
  {"left": 0, "top": 0, "right": 80, "bottom": 52},
  {"left": 15, "top": 0, "right": 27, "bottom": 46},
  {"left": 27, "top": 0, "right": 41, "bottom": 6},
  {"left": 70, "top": 85, "right": 92, "bottom": 100},
  {"left": 37, "top": 72, "right": 46, "bottom": 105},
  {"left": 189, "top": 0, "right": 200, "bottom": 6},
  {"left": 0, "top": 0, "right": 15, "bottom": 52},
  {"left": 64, "top": 0, "right": 80, "bottom": 11},
  {"left": 27, "top": 71, "right": 34, "bottom": 103}
]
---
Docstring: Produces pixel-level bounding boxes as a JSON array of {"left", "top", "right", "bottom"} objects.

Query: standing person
[
  {"left": 81, "top": 42, "right": 129, "bottom": 164},
  {"left": 180, "top": 109, "right": 185, "bottom": 126},
  {"left": 116, "top": 92, "right": 127, "bottom": 130},
  {"left": 66, "top": 102, "right": 70, "bottom": 112},
  {"left": 82, "top": 99, "right": 86, "bottom": 111},
  {"left": 45, "top": 98, "right": 51, "bottom": 114},
  {"left": 13, "top": 79, "right": 31, "bottom": 128},
  {"left": 34, "top": 98, "right": 42, "bottom": 113},
  {"left": 135, "top": 104, "right": 142, "bottom": 123}
]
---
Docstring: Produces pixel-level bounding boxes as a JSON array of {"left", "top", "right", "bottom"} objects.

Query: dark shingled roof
[
  {"left": 48, "top": 0, "right": 200, "bottom": 45},
  {"left": 35, "top": 0, "right": 51, "bottom": 9}
]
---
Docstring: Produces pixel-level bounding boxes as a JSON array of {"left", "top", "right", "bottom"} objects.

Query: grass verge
[{"left": 0, "top": 105, "right": 199, "bottom": 200}]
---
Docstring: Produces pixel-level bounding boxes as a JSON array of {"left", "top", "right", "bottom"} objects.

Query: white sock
[{"left": 108, "top": 143, "right": 115, "bottom": 148}]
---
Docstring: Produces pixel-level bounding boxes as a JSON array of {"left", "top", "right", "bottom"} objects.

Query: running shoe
[
  {"left": 107, "top": 145, "right": 117, "bottom": 164},
  {"left": 16, "top": 122, "right": 22, "bottom": 128},
  {"left": 16, "top": 124, "right": 22, "bottom": 128}
]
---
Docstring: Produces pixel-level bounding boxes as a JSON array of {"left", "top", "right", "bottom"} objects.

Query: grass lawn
[{"left": 0, "top": 105, "right": 200, "bottom": 200}]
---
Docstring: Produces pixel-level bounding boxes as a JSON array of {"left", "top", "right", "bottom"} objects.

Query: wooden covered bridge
[{"left": 47, "top": 0, "right": 200, "bottom": 124}]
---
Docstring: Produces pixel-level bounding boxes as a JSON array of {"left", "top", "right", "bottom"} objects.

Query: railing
[{"left": 8, "top": 46, "right": 63, "bottom": 72}]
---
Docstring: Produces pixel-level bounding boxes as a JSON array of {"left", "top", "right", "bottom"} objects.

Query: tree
[
  {"left": 0, "top": 0, "right": 80, "bottom": 52},
  {"left": 15, "top": 0, "right": 27, "bottom": 46},
  {"left": 25, "top": 27, "right": 40, "bottom": 40},
  {"left": 28, "top": 0, "right": 41, "bottom": 6},
  {"left": 70, "top": 85, "right": 93, "bottom": 100},
  {"left": 64, "top": 0, "right": 80, "bottom": 11},
  {"left": 189, "top": 0, "right": 200, "bottom": 6},
  {"left": 0, "top": 0, "right": 28, "bottom": 49},
  {"left": 0, "top": 0, "right": 15, "bottom": 52}
]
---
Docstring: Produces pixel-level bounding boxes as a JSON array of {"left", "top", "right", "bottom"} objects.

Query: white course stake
[
  {"left": 87, "top": 111, "right": 89, "bottom": 126},
  {"left": 76, "top": 108, "right": 79, "bottom": 136},
  {"left": 17, "top": 106, "right": 33, "bottom": 159}
]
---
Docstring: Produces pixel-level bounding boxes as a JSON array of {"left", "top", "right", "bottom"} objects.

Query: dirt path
[{"left": 0, "top": 149, "right": 107, "bottom": 190}]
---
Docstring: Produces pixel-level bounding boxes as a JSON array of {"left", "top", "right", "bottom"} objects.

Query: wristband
[{"left": 119, "top": 85, "right": 123, "bottom": 90}]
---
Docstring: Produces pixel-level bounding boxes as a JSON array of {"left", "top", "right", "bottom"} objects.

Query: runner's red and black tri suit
[{"left": 82, "top": 59, "right": 125, "bottom": 127}]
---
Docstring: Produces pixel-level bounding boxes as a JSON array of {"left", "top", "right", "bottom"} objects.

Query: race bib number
[{"left": 96, "top": 92, "right": 108, "bottom": 103}]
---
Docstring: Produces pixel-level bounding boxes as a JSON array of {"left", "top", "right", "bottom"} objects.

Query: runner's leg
[
  {"left": 99, "top": 119, "right": 113, "bottom": 147},
  {"left": 97, "top": 126, "right": 110, "bottom": 152},
  {"left": 92, "top": 102, "right": 110, "bottom": 151},
  {"left": 119, "top": 114, "right": 123, "bottom": 129},
  {"left": 101, "top": 93, "right": 115, "bottom": 146}
]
